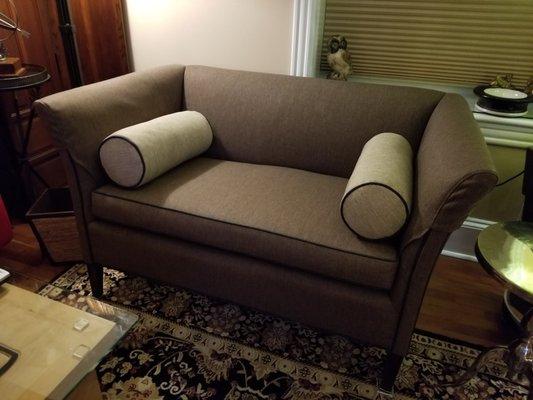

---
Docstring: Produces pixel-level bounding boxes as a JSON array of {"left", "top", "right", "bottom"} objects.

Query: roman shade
[{"left": 320, "top": 0, "right": 533, "bottom": 88}]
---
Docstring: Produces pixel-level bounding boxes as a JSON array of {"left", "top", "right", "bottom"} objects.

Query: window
[{"left": 320, "top": 0, "right": 533, "bottom": 88}]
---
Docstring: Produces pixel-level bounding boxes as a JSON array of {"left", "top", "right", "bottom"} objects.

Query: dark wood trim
[{"left": 379, "top": 352, "right": 404, "bottom": 394}]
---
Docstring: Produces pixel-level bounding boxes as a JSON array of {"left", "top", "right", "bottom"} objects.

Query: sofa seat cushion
[{"left": 92, "top": 157, "right": 398, "bottom": 289}]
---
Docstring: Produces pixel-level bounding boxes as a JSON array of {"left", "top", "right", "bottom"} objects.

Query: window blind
[{"left": 320, "top": 0, "right": 533, "bottom": 88}]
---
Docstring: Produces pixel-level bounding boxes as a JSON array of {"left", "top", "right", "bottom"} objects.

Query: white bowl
[{"left": 484, "top": 88, "right": 528, "bottom": 100}]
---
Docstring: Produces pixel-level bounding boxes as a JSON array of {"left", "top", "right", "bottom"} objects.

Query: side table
[
  {"left": 476, "top": 221, "right": 533, "bottom": 325},
  {"left": 0, "top": 64, "right": 51, "bottom": 203},
  {"left": 451, "top": 221, "right": 533, "bottom": 397}
]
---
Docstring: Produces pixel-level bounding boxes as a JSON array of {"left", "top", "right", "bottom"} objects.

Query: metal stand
[
  {"left": 523, "top": 147, "right": 533, "bottom": 223},
  {"left": 447, "top": 308, "right": 533, "bottom": 399},
  {"left": 504, "top": 290, "right": 533, "bottom": 327},
  {"left": 11, "top": 85, "right": 50, "bottom": 191},
  {"left": 0, "top": 64, "right": 51, "bottom": 205}
]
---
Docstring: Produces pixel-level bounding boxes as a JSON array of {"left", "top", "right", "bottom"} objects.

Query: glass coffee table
[{"left": 0, "top": 283, "right": 138, "bottom": 400}]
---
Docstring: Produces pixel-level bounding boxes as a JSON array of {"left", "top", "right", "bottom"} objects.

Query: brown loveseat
[{"left": 35, "top": 65, "right": 497, "bottom": 393}]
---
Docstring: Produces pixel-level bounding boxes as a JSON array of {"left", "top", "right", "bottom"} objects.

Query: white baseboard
[{"left": 441, "top": 217, "right": 495, "bottom": 262}]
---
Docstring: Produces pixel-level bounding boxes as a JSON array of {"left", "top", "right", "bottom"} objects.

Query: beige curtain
[{"left": 320, "top": 0, "right": 533, "bottom": 88}]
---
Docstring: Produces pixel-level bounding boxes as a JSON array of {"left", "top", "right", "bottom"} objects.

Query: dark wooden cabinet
[{"left": 0, "top": 0, "right": 129, "bottom": 216}]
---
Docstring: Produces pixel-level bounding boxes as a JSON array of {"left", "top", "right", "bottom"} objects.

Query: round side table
[
  {"left": 451, "top": 221, "right": 533, "bottom": 397},
  {"left": 476, "top": 221, "right": 533, "bottom": 325}
]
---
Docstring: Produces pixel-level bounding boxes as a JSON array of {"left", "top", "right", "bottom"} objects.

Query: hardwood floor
[
  {"left": 0, "top": 222, "right": 69, "bottom": 292},
  {"left": 418, "top": 255, "right": 514, "bottom": 347},
  {"left": 0, "top": 221, "right": 515, "bottom": 348}
]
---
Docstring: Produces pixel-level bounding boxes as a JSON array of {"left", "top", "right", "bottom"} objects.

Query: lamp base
[{"left": 0, "top": 57, "right": 26, "bottom": 78}]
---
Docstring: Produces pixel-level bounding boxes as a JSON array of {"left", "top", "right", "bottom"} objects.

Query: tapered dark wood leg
[
  {"left": 379, "top": 352, "right": 404, "bottom": 396},
  {"left": 87, "top": 263, "right": 103, "bottom": 298}
]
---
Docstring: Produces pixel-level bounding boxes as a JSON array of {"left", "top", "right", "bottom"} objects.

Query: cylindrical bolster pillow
[
  {"left": 99, "top": 111, "right": 212, "bottom": 187},
  {"left": 341, "top": 132, "right": 413, "bottom": 240}
]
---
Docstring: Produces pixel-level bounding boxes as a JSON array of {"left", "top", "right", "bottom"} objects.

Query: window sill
[{"left": 340, "top": 74, "right": 533, "bottom": 149}]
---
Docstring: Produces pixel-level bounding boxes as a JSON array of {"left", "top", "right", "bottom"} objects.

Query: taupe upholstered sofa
[{"left": 35, "top": 65, "right": 497, "bottom": 393}]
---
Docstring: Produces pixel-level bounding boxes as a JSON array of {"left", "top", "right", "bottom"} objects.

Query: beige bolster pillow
[
  {"left": 99, "top": 111, "right": 212, "bottom": 188},
  {"left": 341, "top": 132, "right": 413, "bottom": 240}
]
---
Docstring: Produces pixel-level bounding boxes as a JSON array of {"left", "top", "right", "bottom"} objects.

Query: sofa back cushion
[{"left": 183, "top": 66, "right": 445, "bottom": 178}]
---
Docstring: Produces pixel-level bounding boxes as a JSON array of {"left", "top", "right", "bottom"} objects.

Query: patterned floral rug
[{"left": 39, "top": 264, "right": 528, "bottom": 400}]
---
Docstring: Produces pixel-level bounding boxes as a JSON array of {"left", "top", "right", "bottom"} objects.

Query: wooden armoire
[{"left": 0, "top": 0, "right": 129, "bottom": 217}]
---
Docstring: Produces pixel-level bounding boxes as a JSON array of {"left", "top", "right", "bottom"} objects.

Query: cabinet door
[{"left": 68, "top": 0, "right": 130, "bottom": 84}]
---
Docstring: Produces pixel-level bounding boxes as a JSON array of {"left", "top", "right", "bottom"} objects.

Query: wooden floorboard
[
  {"left": 0, "top": 223, "right": 69, "bottom": 292},
  {"left": 418, "top": 255, "right": 514, "bottom": 347},
  {"left": 0, "top": 222, "right": 515, "bottom": 348}
]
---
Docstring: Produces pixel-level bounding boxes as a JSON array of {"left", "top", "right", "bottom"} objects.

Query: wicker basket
[{"left": 26, "top": 188, "right": 83, "bottom": 264}]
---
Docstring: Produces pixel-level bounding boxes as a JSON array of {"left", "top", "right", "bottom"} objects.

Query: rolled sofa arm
[
  {"left": 402, "top": 93, "right": 498, "bottom": 249},
  {"left": 35, "top": 65, "right": 185, "bottom": 184},
  {"left": 391, "top": 93, "right": 498, "bottom": 355},
  {"left": 34, "top": 65, "right": 186, "bottom": 261}
]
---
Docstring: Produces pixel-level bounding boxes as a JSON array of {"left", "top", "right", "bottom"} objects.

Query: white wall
[{"left": 124, "top": 0, "right": 294, "bottom": 74}]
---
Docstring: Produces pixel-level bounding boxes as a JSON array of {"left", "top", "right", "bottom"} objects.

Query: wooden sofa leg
[
  {"left": 378, "top": 352, "right": 404, "bottom": 396},
  {"left": 87, "top": 263, "right": 103, "bottom": 298}
]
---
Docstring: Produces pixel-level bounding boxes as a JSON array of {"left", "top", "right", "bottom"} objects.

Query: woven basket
[{"left": 26, "top": 188, "right": 83, "bottom": 264}]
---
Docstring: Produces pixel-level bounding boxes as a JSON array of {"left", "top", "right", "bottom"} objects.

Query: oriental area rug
[{"left": 39, "top": 264, "right": 528, "bottom": 400}]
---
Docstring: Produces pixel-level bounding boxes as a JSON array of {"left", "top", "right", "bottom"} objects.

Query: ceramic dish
[
  {"left": 484, "top": 87, "right": 528, "bottom": 100},
  {"left": 474, "top": 85, "right": 532, "bottom": 117}
]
